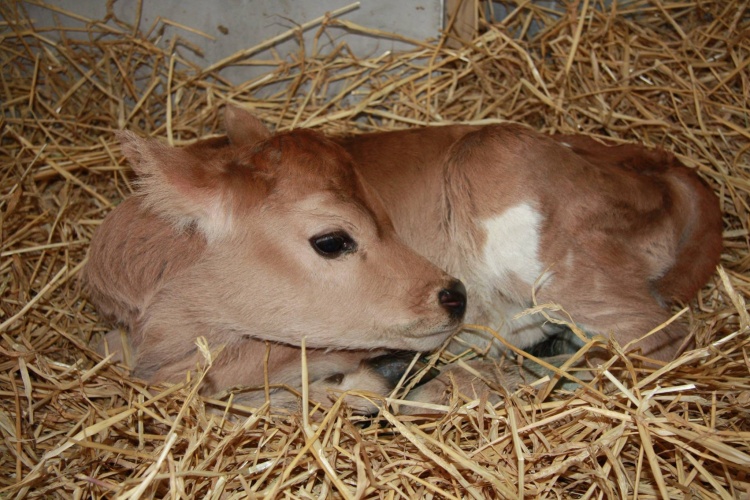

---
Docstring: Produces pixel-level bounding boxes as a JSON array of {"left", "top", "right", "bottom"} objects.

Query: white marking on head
[{"left": 201, "top": 197, "right": 234, "bottom": 243}]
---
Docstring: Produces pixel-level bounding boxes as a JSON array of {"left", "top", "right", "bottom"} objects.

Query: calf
[
  {"left": 85, "top": 106, "right": 722, "bottom": 411},
  {"left": 84, "top": 117, "right": 466, "bottom": 411}
]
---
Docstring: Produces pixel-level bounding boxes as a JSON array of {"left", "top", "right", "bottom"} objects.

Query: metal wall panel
[{"left": 25, "top": 0, "right": 444, "bottom": 84}]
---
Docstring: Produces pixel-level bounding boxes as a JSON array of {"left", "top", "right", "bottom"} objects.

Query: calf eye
[{"left": 310, "top": 231, "right": 357, "bottom": 258}]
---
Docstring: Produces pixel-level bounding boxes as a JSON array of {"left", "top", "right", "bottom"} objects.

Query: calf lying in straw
[{"left": 84, "top": 106, "right": 722, "bottom": 411}]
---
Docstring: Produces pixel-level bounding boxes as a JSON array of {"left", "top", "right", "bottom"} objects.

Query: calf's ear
[
  {"left": 224, "top": 105, "right": 272, "bottom": 147},
  {"left": 117, "top": 130, "right": 243, "bottom": 242}
]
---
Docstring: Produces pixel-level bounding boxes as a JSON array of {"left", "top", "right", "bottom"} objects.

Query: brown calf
[{"left": 85, "top": 106, "right": 722, "bottom": 410}]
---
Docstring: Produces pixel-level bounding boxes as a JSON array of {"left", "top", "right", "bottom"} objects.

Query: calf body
[
  {"left": 85, "top": 107, "right": 722, "bottom": 410},
  {"left": 338, "top": 124, "right": 722, "bottom": 359}
]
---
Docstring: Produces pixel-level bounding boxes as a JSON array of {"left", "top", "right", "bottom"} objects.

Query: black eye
[{"left": 310, "top": 231, "right": 357, "bottom": 258}]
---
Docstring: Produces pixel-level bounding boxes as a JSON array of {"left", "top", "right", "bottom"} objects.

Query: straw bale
[{"left": 1, "top": 0, "right": 749, "bottom": 497}]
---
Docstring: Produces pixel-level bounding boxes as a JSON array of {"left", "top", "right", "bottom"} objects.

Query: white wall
[{"left": 25, "top": 0, "right": 445, "bottom": 84}]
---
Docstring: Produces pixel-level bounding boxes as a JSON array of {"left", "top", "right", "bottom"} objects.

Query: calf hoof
[
  {"left": 226, "top": 352, "right": 443, "bottom": 417},
  {"left": 526, "top": 326, "right": 583, "bottom": 357},
  {"left": 363, "top": 351, "right": 440, "bottom": 388}
]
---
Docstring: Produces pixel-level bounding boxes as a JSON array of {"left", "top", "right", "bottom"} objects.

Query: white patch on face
[
  {"left": 564, "top": 250, "right": 574, "bottom": 270},
  {"left": 199, "top": 197, "right": 234, "bottom": 243},
  {"left": 480, "top": 202, "right": 546, "bottom": 289}
]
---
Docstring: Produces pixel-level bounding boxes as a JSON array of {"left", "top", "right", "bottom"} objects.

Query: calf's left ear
[
  {"left": 224, "top": 105, "right": 272, "bottom": 147},
  {"left": 118, "top": 130, "right": 239, "bottom": 242}
]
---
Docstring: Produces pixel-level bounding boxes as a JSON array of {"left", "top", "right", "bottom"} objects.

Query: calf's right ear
[{"left": 118, "top": 130, "right": 241, "bottom": 242}]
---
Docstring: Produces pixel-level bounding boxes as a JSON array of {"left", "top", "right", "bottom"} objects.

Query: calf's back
[{"left": 338, "top": 122, "right": 722, "bottom": 359}]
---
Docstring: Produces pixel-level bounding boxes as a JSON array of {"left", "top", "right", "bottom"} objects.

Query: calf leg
[
  {"left": 562, "top": 301, "right": 688, "bottom": 362},
  {"left": 537, "top": 273, "right": 689, "bottom": 361},
  {"left": 229, "top": 350, "right": 436, "bottom": 414},
  {"left": 96, "top": 326, "right": 432, "bottom": 413},
  {"left": 95, "top": 328, "right": 133, "bottom": 365}
]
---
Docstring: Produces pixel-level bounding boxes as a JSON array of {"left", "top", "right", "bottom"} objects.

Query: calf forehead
[
  {"left": 261, "top": 130, "right": 394, "bottom": 231},
  {"left": 263, "top": 130, "right": 357, "bottom": 179}
]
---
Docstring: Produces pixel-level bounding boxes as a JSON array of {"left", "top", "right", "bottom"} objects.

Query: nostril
[{"left": 439, "top": 279, "right": 467, "bottom": 320}]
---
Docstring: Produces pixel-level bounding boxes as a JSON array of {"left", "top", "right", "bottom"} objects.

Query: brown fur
[{"left": 84, "top": 106, "right": 722, "bottom": 411}]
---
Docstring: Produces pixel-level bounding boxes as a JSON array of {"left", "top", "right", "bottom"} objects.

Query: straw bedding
[{"left": 1, "top": 0, "right": 749, "bottom": 497}]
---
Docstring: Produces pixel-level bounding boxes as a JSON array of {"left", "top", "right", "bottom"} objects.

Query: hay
[{"left": 1, "top": 0, "right": 749, "bottom": 497}]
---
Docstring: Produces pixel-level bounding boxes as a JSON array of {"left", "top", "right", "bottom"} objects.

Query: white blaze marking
[{"left": 199, "top": 196, "right": 234, "bottom": 243}]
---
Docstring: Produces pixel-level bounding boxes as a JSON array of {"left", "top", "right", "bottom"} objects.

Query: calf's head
[{"left": 120, "top": 107, "right": 465, "bottom": 352}]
